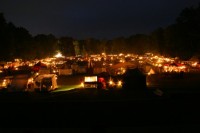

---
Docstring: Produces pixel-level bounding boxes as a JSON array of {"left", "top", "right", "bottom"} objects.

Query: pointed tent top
[{"left": 148, "top": 68, "right": 155, "bottom": 75}]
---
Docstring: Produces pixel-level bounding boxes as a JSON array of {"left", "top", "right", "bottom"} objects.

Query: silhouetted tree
[{"left": 59, "top": 37, "right": 74, "bottom": 56}]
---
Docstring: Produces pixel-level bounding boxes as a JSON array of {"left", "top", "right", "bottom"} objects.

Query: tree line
[{"left": 0, "top": 4, "right": 200, "bottom": 61}]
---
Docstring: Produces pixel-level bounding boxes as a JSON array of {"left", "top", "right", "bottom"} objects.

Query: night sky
[{"left": 0, "top": 0, "right": 199, "bottom": 39}]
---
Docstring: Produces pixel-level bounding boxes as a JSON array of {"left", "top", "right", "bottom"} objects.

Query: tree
[
  {"left": 33, "top": 34, "right": 57, "bottom": 59},
  {"left": 59, "top": 37, "right": 74, "bottom": 56},
  {"left": 173, "top": 4, "right": 200, "bottom": 59}
]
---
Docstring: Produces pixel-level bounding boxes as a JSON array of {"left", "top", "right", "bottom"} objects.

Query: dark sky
[{"left": 0, "top": 0, "right": 199, "bottom": 39}]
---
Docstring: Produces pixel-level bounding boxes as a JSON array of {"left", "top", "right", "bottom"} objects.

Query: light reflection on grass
[{"left": 52, "top": 84, "right": 83, "bottom": 93}]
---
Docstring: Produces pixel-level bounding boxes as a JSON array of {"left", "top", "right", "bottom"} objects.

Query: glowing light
[
  {"left": 102, "top": 53, "right": 106, "bottom": 56},
  {"left": 154, "top": 56, "right": 158, "bottom": 59},
  {"left": 28, "top": 78, "right": 33, "bottom": 83},
  {"left": 119, "top": 53, "right": 124, "bottom": 56},
  {"left": 109, "top": 80, "right": 113, "bottom": 85},
  {"left": 122, "top": 69, "right": 126, "bottom": 74},
  {"left": 81, "top": 82, "right": 84, "bottom": 87},
  {"left": 54, "top": 52, "right": 63, "bottom": 58},
  {"left": 2, "top": 79, "right": 7, "bottom": 86},
  {"left": 14, "top": 67, "right": 19, "bottom": 70},
  {"left": 192, "top": 62, "right": 198, "bottom": 67},
  {"left": 119, "top": 59, "right": 125, "bottom": 63},
  {"left": 117, "top": 81, "right": 122, "bottom": 86},
  {"left": 179, "top": 65, "right": 186, "bottom": 69},
  {"left": 139, "top": 56, "right": 143, "bottom": 60},
  {"left": 84, "top": 76, "right": 97, "bottom": 82}
]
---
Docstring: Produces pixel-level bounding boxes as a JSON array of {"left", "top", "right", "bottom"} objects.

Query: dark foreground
[{"left": 1, "top": 88, "right": 200, "bottom": 133}]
